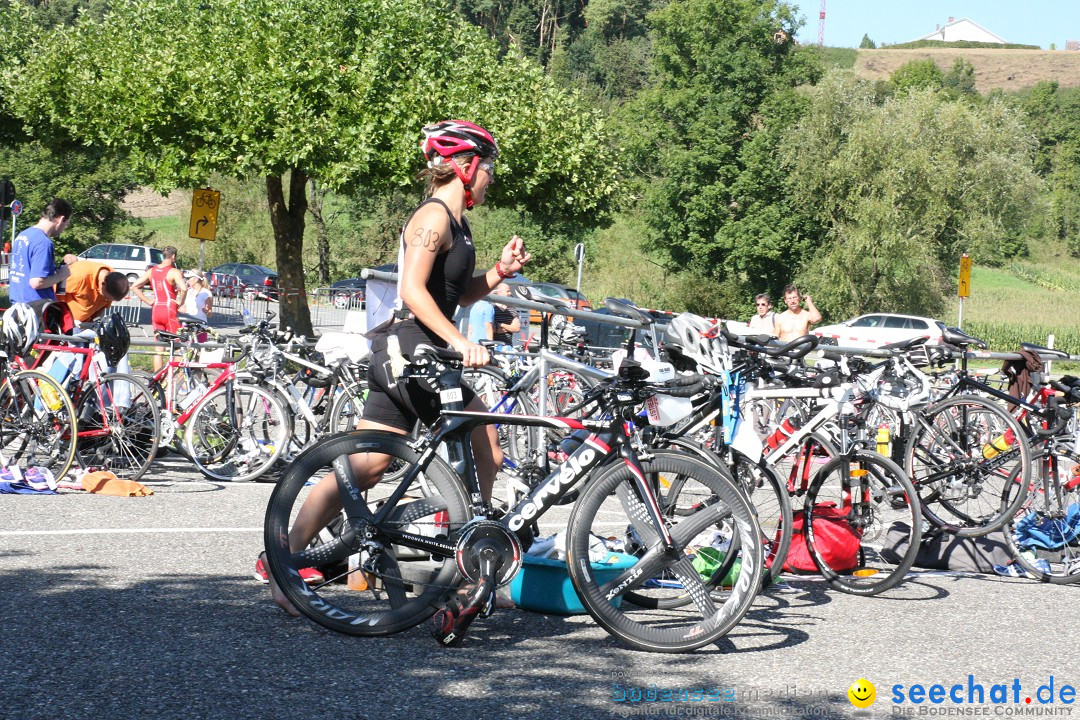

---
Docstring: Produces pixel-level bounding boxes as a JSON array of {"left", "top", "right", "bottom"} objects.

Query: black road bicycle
[{"left": 264, "top": 344, "right": 763, "bottom": 652}]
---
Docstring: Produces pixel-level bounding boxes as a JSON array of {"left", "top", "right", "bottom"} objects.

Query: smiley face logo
[{"left": 848, "top": 678, "right": 876, "bottom": 708}]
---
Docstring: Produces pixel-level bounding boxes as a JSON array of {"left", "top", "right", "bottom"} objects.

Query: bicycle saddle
[
  {"left": 880, "top": 336, "right": 928, "bottom": 352},
  {"left": 604, "top": 297, "right": 654, "bottom": 326},
  {"left": 1020, "top": 342, "right": 1069, "bottom": 359},
  {"left": 177, "top": 312, "right": 208, "bottom": 328},
  {"left": 941, "top": 327, "right": 987, "bottom": 349}
]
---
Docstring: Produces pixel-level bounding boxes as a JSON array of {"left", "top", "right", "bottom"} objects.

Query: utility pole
[{"left": 818, "top": 0, "right": 826, "bottom": 46}]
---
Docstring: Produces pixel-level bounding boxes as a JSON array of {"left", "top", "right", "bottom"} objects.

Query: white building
[{"left": 911, "top": 17, "right": 1007, "bottom": 44}]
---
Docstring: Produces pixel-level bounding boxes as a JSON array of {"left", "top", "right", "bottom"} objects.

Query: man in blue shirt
[
  {"left": 9, "top": 198, "right": 73, "bottom": 304},
  {"left": 467, "top": 297, "right": 495, "bottom": 342}
]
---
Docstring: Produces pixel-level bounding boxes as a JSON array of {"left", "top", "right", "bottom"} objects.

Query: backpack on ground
[
  {"left": 780, "top": 502, "right": 861, "bottom": 574},
  {"left": 880, "top": 521, "right": 1012, "bottom": 573}
]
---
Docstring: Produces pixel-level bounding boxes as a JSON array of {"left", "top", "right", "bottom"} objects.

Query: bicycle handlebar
[{"left": 720, "top": 327, "right": 819, "bottom": 360}]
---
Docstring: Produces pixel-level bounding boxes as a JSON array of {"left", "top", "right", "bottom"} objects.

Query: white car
[
  {"left": 814, "top": 313, "right": 946, "bottom": 349},
  {"left": 78, "top": 243, "right": 165, "bottom": 283}
]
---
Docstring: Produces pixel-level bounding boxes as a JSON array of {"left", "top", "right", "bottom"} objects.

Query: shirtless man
[{"left": 774, "top": 284, "right": 821, "bottom": 341}]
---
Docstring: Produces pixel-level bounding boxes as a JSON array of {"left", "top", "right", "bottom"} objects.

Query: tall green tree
[
  {"left": 783, "top": 72, "right": 1041, "bottom": 319},
  {"left": 12, "top": 0, "right": 619, "bottom": 333},
  {"left": 622, "top": 0, "right": 820, "bottom": 316}
]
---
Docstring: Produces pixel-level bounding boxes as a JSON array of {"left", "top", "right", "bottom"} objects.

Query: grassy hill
[
  {"left": 946, "top": 241, "right": 1080, "bottom": 354},
  {"left": 853, "top": 47, "right": 1080, "bottom": 92}
]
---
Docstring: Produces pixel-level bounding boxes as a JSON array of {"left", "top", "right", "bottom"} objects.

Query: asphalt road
[{"left": 1, "top": 455, "right": 1077, "bottom": 720}]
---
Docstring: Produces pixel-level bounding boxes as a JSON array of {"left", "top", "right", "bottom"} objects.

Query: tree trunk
[
  {"left": 308, "top": 179, "right": 331, "bottom": 285},
  {"left": 266, "top": 169, "right": 313, "bottom": 336}
]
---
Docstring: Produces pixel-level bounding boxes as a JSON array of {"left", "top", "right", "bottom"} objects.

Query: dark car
[
  {"left": 329, "top": 277, "right": 366, "bottom": 309},
  {"left": 208, "top": 263, "right": 279, "bottom": 299}
]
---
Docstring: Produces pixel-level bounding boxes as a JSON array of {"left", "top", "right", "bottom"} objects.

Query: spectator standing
[
  {"left": 774, "top": 284, "right": 821, "bottom": 341},
  {"left": 8, "top": 198, "right": 72, "bottom": 304},
  {"left": 747, "top": 294, "right": 776, "bottom": 336},
  {"left": 131, "top": 246, "right": 186, "bottom": 370},
  {"left": 467, "top": 295, "right": 495, "bottom": 342},
  {"left": 491, "top": 283, "right": 520, "bottom": 345},
  {"left": 183, "top": 270, "right": 213, "bottom": 342}
]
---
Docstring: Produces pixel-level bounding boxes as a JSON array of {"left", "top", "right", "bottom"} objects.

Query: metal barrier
[
  {"left": 308, "top": 287, "right": 364, "bottom": 329},
  {"left": 0, "top": 251, "right": 9, "bottom": 285},
  {"left": 109, "top": 288, "right": 275, "bottom": 329}
]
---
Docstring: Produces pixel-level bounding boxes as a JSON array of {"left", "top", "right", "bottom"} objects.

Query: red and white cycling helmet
[{"left": 420, "top": 120, "right": 499, "bottom": 209}]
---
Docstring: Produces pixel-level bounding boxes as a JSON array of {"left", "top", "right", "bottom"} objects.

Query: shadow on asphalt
[{"left": 0, "top": 564, "right": 868, "bottom": 720}]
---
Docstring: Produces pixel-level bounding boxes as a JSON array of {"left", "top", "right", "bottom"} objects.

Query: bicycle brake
[{"left": 431, "top": 577, "right": 492, "bottom": 648}]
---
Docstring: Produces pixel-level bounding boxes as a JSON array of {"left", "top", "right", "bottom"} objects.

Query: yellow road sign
[
  {"left": 189, "top": 188, "right": 220, "bottom": 241},
  {"left": 958, "top": 254, "right": 972, "bottom": 298}
]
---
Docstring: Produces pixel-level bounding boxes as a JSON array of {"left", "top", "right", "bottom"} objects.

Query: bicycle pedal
[{"left": 431, "top": 596, "right": 482, "bottom": 648}]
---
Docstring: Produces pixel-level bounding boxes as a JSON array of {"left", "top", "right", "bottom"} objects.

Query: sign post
[
  {"left": 574, "top": 242, "right": 585, "bottom": 296},
  {"left": 188, "top": 188, "right": 221, "bottom": 271},
  {"left": 957, "top": 253, "right": 971, "bottom": 328}
]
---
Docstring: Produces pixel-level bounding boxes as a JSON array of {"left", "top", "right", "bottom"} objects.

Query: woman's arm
[{"left": 460, "top": 235, "right": 532, "bottom": 305}]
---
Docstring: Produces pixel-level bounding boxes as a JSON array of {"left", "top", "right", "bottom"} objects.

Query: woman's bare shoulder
[{"left": 403, "top": 203, "right": 453, "bottom": 253}]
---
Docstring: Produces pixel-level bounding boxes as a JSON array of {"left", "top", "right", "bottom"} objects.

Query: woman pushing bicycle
[{"left": 262, "top": 120, "right": 531, "bottom": 615}]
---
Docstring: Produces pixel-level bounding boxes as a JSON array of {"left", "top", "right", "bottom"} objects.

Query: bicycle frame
[
  {"left": 334, "top": 366, "right": 676, "bottom": 564},
  {"left": 150, "top": 355, "right": 237, "bottom": 426},
  {"left": 19, "top": 342, "right": 120, "bottom": 443}
]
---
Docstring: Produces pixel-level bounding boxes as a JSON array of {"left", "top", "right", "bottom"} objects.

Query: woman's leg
[
  {"left": 268, "top": 418, "right": 407, "bottom": 614},
  {"left": 467, "top": 396, "right": 503, "bottom": 502}
]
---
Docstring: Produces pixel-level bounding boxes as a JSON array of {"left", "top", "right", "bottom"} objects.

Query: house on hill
[{"left": 912, "top": 17, "right": 1007, "bottom": 44}]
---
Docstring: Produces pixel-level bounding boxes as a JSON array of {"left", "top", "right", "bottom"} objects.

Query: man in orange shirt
[
  {"left": 58, "top": 259, "right": 130, "bottom": 324},
  {"left": 55, "top": 257, "right": 133, "bottom": 405}
]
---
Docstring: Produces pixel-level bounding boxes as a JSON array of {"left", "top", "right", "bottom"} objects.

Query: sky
[{"left": 792, "top": 0, "right": 1080, "bottom": 49}]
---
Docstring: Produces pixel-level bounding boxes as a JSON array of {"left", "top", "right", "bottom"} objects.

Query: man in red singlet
[{"left": 132, "top": 245, "right": 186, "bottom": 370}]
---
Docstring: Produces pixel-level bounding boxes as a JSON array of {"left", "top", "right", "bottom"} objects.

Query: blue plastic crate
[{"left": 508, "top": 552, "right": 639, "bottom": 615}]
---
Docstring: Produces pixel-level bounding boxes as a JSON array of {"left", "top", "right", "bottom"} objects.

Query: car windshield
[
  {"left": 567, "top": 289, "right": 587, "bottom": 301},
  {"left": 149, "top": 249, "right": 163, "bottom": 264}
]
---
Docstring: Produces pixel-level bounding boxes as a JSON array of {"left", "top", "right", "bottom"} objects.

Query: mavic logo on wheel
[{"left": 507, "top": 448, "right": 596, "bottom": 531}]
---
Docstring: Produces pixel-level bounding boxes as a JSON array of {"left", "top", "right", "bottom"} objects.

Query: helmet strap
[{"left": 451, "top": 156, "right": 481, "bottom": 210}]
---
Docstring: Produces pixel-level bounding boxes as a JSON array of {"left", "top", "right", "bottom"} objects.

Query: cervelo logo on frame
[{"left": 506, "top": 442, "right": 602, "bottom": 532}]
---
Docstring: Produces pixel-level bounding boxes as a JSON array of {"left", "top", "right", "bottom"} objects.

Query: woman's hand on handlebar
[{"left": 451, "top": 337, "right": 490, "bottom": 367}]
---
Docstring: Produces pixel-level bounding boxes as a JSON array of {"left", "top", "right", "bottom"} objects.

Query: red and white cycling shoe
[{"left": 254, "top": 555, "right": 324, "bottom": 585}]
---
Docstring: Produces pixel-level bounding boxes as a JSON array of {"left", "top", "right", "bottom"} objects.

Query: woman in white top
[{"left": 183, "top": 270, "right": 213, "bottom": 341}]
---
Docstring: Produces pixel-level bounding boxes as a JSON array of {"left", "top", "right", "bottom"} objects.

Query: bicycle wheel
[
  {"left": 0, "top": 369, "right": 77, "bottom": 480},
  {"left": 905, "top": 395, "right": 1030, "bottom": 537},
  {"left": 184, "top": 383, "right": 288, "bottom": 482},
  {"left": 73, "top": 373, "right": 160, "bottom": 481},
  {"left": 264, "top": 431, "right": 470, "bottom": 635},
  {"left": 656, "top": 441, "right": 792, "bottom": 589},
  {"left": 328, "top": 381, "right": 369, "bottom": 434},
  {"left": 566, "top": 450, "right": 762, "bottom": 652},
  {"left": 803, "top": 450, "right": 921, "bottom": 595},
  {"left": 1003, "top": 449, "right": 1080, "bottom": 584}
]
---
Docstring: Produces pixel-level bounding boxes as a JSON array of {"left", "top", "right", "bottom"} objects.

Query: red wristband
[{"left": 495, "top": 261, "right": 516, "bottom": 279}]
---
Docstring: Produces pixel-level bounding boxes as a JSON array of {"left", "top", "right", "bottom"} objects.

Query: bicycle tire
[
  {"left": 0, "top": 369, "right": 77, "bottom": 480},
  {"left": 264, "top": 431, "right": 470, "bottom": 635},
  {"left": 328, "top": 381, "right": 369, "bottom": 434},
  {"left": 1002, "top": 448, "right": 1080, "bottom": 584},
  {"left": 73, "top": 372, "right": 161, "bottom": 481},
  {"left": 803, "top": 450, "right": 921, "bottom": 595},
  {"left": 566, "top": 450, "right": 762, "bottom": 652},
  {"left": 655, "top": 440, "right": 792, "bottom": 589},
  {"left": 905, "top": 394, "right": 1031, "bottom": 537},
  {"left": 184, "top": 383, "right": 288, "bottom": 482}
]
